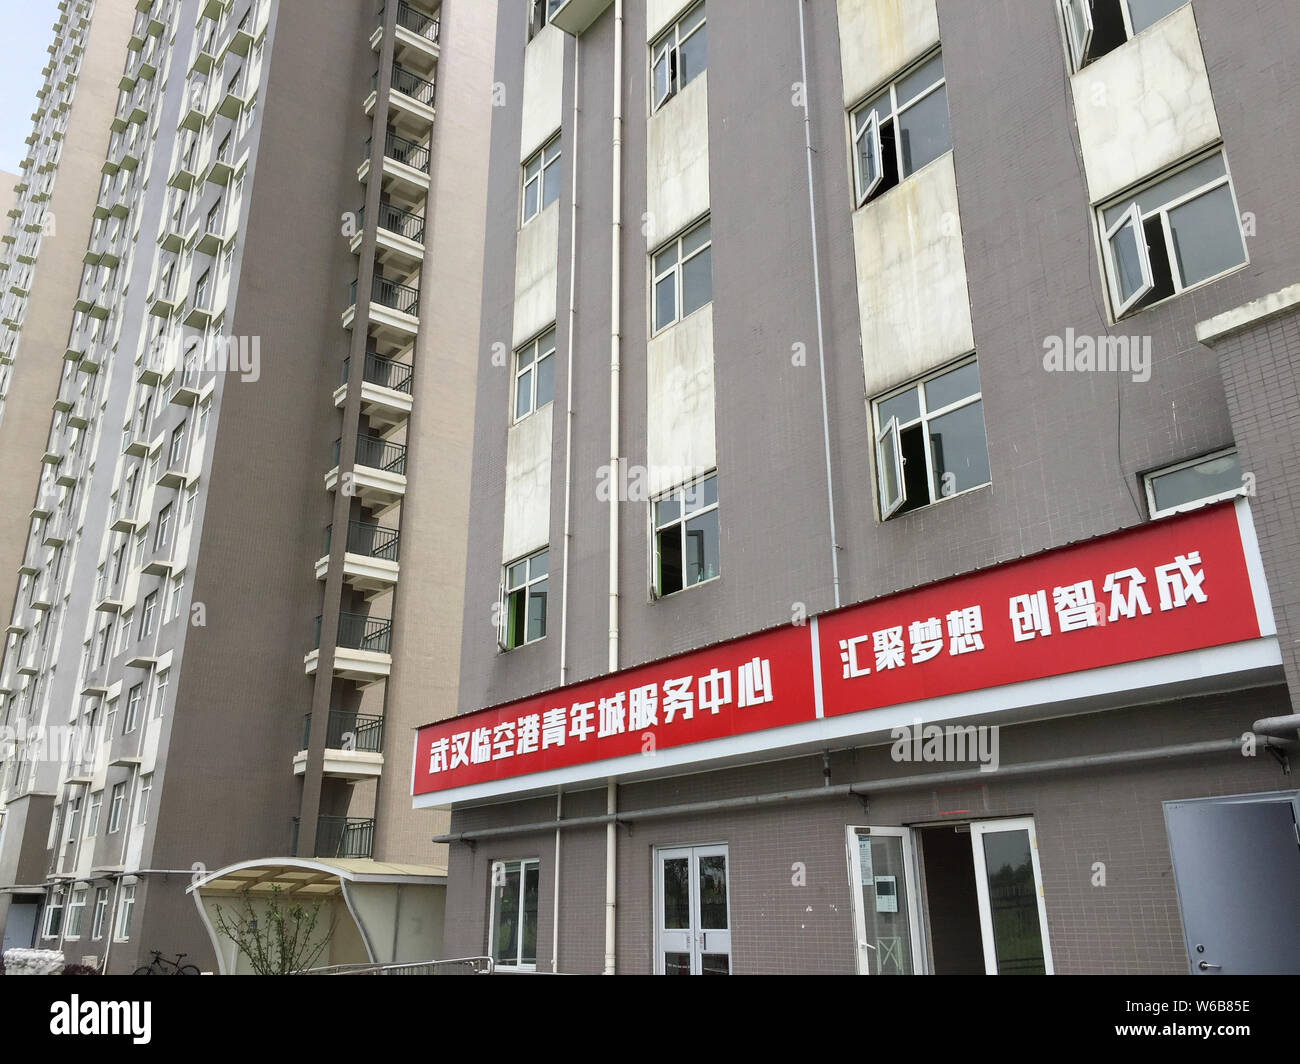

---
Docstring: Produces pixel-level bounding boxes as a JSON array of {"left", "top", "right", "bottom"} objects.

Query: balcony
[
  {"left": 359, "top": 130, "right": 430, "bottom": 196},
  {"left": 121, "top": 413, "right": 151, "bottom": 457},
  {"left": 324, "top": 433, "right": 407, "bottom": 513},
  {"left": 335, "top": 351, "right": 413, "bottom": 431},
  {"left": 368, "top": 63, "right": 435, "bottom": 135},
  {"left": 294, "top": 816, "right": 375, "bottom": 860},
  {"left": 304, "top": 611, "right": 392, "bottom": 685},
  {"left": 352, "top": 201, "right": 425, "bottom": 264},
  {"left": 316, "top": 519, "right": 400, "bottom": 597},
  {"left": 149, "top": 281, "right": 182, "bottom": 318},
  {"left": 293, "top": 711, "right": 385, "bottom": 779},
  {"left": 167, "top": 362, "right": 203, "bottom": 406},
  {"left": 93, "top": 571, "right": 125, "bottom": 613},
  {"left": 375, "top": 2, "right": 440, "bottom": 66},
  {"left": 343, "top": 274, "right": 420, "bottom": 338}
]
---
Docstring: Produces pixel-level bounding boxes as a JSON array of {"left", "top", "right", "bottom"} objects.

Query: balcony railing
[
  {"left": 314, "top": 611, "right": 393, "bottom": 654},
  {"left": 302, "top": 710, "right": 385, "bottom": 753},
  {"left": 342, "top": 351, "right": 414, "bottom": 394},
  {"left": 351, "top": 275, "right": 420, "bottom": 317},
  {"left": 358, "top": 201, "right": 425, "bottom": 244},
  {"left": 324, "top": 519, "right": 400, "bottom": 561},
  {"left": 365, "top": 130, "right": 430, "bottom": 174},
  {"left": 331, "top": 434, "right": 407, "bottom": 475},
  {"left": 382, "top": 63, "right": 435, "bottom": 107},
  {"left": 317, "top": 816, "right": 375, "bottom": 859},
  {"left": 394, "top": 1, "right": 440, "bottom": 41}
]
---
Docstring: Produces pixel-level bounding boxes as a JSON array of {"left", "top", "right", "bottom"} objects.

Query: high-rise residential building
[
  {"left": 0, "top": 0, "right": 496, "bottom": 973},
  {"left": 415, "top": 0, "right": 1300, "bottom": 974}
]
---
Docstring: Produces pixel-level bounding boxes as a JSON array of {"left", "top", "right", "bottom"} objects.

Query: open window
[
  {"left": 1062, "top": 0, "right": 1189, "bottom": 71},
  {"left": 499, "top": 548, "right": 549, "bottom": 650},
  {"left": 852, "top": 111, "right": 883, "bottom": 204},
  {"left": 875, "top": 416, "right": 905, "bottom": 519},
  {"left": 1103, "top": 202, "right": 1153, "bottom": 317},
  {"left": 1062, "top": 0, "right": 1094, "bottom": 70}
]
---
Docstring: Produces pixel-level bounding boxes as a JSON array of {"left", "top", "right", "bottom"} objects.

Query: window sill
[
  {"left": 1110, "top": 262, "right": 1249, "bottom": 325},
  {"left": 880, "top": 480, "right": 990, "bottom": 524},
  {"left": 1149, "top": 489, "right": 1246, "bottom": 521},
  {"left": 854, "top": 150, "right": 953, "bottom": 214},
  {"left": 653, "top": 572, "right": 720, "bottom": 601}
]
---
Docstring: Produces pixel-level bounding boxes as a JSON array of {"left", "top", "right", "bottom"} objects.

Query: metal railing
[
  {"left": 358, "top": 200, "right": 425, "bottom": 244},
  {"left": 365, "top": 130, "right": 430, "bottom": 174},
  {"left": 316, "top": 816, "right": 375, "bottom": 859},
  {"left": 341, "top": 351, "right": 413, "bottom": 394},
  {"left": 324, "top": 519, "right": 400, "bottom": 561},
  {"left": 315, "top": 611, "right": 393, "bottom": 654},
  {"left": 303, "top": 957, "right": 494, "bottom": 976},
  {"left": 302, "top": 710, "right": 385, "bottom": 752},
  {"left": 384, "top": 63, "right": 435, "bottom": 107},
  {"left": 396, "top": 1, "right": 440, "bottom": 41},
  {"left": 332, "top": 433, "right": 407, "bottom": 475},
  {"left": 350, "top": 275, "right": 420, "bottom": 317}
]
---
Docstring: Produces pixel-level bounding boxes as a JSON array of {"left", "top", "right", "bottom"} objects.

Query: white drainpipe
[
  {"left": 604, "top": 0, "right": 624, "bottom": 977},
  {"left": 559, "top": 34, "right": 581, "bottom": 688}
]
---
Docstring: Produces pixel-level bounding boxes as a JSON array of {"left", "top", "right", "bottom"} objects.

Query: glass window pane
[
  {"left": 1126, "top": 0, "right": 1188, "bottom": 34},
  {"left": 538, "top": 328, "right": 557, "bottom": 358},
  {"left": 698, "top": 854, "right": 728, "bottom": 929},
  {"left": 514, "top": 366, "right": 532, "bottom": 419},
  {"left": 545, "top": 138, "right": 561, "bottom": 164},
  {"left": 663, "top": 857, "right": 689, "bottom": 928},
  {"left": 527, "top": 580, "right": 547, "bottom": 641},
  {"left": 542, "top": 159, "right": 562, "bottom": 209},
  {"left": 492, "top": 866, "right": 521, "bottom": 963},
  {"left": 897, "top": 84, "right": 950, "bottom": 176},
  {"left": 665, "top": 952, "right": 692, "bottom": 975},
  {"left": 855, "top": 114, "right": 880, "bottom": 199},
  {"left": 523, "top": 179, "right": 539, "bottom": 220},
  {"left": 928, "top": 400, "right": 991, "bottom": 497},
  {"left": 980, "top": 830, "right": 1046, "bottom": 974},
  {"left": 679, "top": 22, "right": 707, "bottom": 87},
  {"left": 657, "top": 526, "right": 683, "bottom": 596},
  {"left": 684, "top": 474, "right": 717, "bottom": 513},
  {"left": 896, "top": 53, "right": 944, "bottom": 107},
  {"left": 679, "top": 3, "right": 705, "bottom": 35},
  {"left": 1151, "top": 452, "right": 1242, "bottom": 513},
  {"left": 1168, "top": 184, "right": 1246, "bottom": 287},
  {"left": 535, "top": 353, "right": 555, "bottom": 409},
  {"left": 858, "top": 834, "right": 915, "bottom": 975},
  {"left": 654, "top": 245, "right": 678, "bottom": 277},
  {"left": 684, "top": 509, "right": 720, "bottom": 586},
  {"left": 877, "top": 420, "right": 904, "bottom": 516},
  {"left": 507, "top": 560, "right": 527, "bottom": 589},
  {"left": 1103, "top": 154, "right": 1228, "bottom": 230},
  {"left": 525, "top": 156, "right": 541, "bottom": 182},
  {"left": 876, "top": 386, "right": 920, "bottom": 428},
  {"left": 924, "top": 361, "right": 980, "bottom": 411},
  {"left": 653, "top": 53, "right": 671, "bottom": 105},
  {"left": 1109, "top": 216, "right": 1147, "bottom": 304},
  {"left": 681, "top": 246, "right": 712, "bottom": 318},
  {"left": 521, "top": 864, "right": 539, "bottom": 965},
  {"left": 655, "top": 495, "right": 681, "bottom": 527},
  {"left": 529, "top": 550, "right": 549, "bottom": 579},
  {"left": 682, "top": 221, "right": 710, "bottom": 257},
  {"left": 655, "top": 274, "right": 677, "bottom": 331}
]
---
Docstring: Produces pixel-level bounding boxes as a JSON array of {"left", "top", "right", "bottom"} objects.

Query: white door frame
[
  {"left": 970, "top": 817, "right": 1054, "bottom": 975},
  {"left": 653, "top": 843, "right": 732, "bottom": 975},
  {"left": 845, "top": 825, "right": 926, "bottom": 975}
]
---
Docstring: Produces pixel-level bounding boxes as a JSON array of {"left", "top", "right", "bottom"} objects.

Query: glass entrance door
[
  {"left": 656, "top": 844, "right": 731, "bottom": 974},
  {"left": 970, "top": 818, "right": 1054, "bottom": 974},
  {"left": 846, "top": 827, "right": 924, "bottom": 974}
]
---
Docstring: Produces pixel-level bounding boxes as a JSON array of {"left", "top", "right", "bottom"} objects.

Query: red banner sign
[{"left": 413, "top": 503, "right": 1263, "bottom": 799}]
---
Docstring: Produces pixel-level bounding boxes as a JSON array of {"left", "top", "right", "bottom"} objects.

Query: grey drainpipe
[{"left": 1252, "top": 714, "right": 1300, "bottom": 741}]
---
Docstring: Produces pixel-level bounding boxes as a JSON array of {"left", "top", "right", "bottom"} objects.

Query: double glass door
[{"left": 657, "top": 845, "right": 731, "bottom": 975}]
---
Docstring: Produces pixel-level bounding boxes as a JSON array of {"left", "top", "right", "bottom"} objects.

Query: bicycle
[{"left": 133, "top": 950, "right": 201, "bottom": 976}]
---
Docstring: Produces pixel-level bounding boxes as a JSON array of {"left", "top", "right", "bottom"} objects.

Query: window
[
  {"left": 1098, "top": 151, "right": 1246, "bottom": 318},
  {"left": 169, "top": 423, "right": 187, "bottom": 468},
  {"left": 105, "top": 699, "right": 118, "bottom": 738},
  {"left": 123, "top": 683, "right": 143, "bottom": 733},
  {"left": 169, "top": 573, "right": 185, "bottom": 621},
  {"left": 850, "top": 50, "right": 950, "bottom": 207},
  {"left": 140, "top": 592, "right": 157, "bottom": 639},
  {"left": 152, "top": 669, "right": 170, "bottom": 717},
  {"left": 1145, "top": 448, "right": 1244, "bottom": 519},
  {"left": 87, "top": 791, "right": 102, "bottom": 836},
  {"left": 652, "top": 218, "right": 712, "bottom": 333},
  {"left": 91, "top": 888, "right": 109, "bottom": 939},
  {"left": 873, "top": 358, "right": 991, "bottom": 519},
  {"left": 108, "top": 782, "right": 126, "bottom": 833},
  {"left": 513, "top": 327, "right": 557, "bottom": 421},
  {"left": 651, "top": 3, "right": 707, "bottom": 111},
  {"left": 193, "top": 269, "right": 210, "bottom": 309},
  {"left": 155, "top": 503, "right": 172, "bottom": 551},
  {"left": 527, "top": 0, "right": 563, "bottom": 41},
  {"left": 183, "top": 483, "right": 199, "bottom": 525},
  {"left": 115, "top": 883, "right": 135, "bottom": 940},
  {"left": 136, "top": 775, "right": 152, "bottom": 825},
  {"left": 198, "top": 396, "right": 211, "bottom": 435},
  {"left": 66, "top": 889, "right": 87, "bottom": 938},
  {"left": 42, "top": 893, "right": 64, "bottom": 939},
  {"left": 500, "top": 549, "right": 548, "bottom": 650},
  {"left": 133, "top": 529, "right": 147, "bottom": 566},
  {"left": 1062, "top": 0, "right": 1188, "bottom": 71},
  {"left": 653, "top": 472, "right": 719, "bottom": 597},
  {"left": 521, "top": 135, "right": 561, "bottom": 224},
  {"left": 64, "top": 796, "right": 82, "bottom": 842},
  {"left": 489, "top": 858, "right": 539, "bottom": 968}
]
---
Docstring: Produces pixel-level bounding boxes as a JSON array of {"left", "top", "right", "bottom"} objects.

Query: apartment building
[
  {"left": 0, "top": 0, "right": 495, "bottom": 973},
  {"left": 416, "top": 0, "right": 1300, "bottom": 974}
]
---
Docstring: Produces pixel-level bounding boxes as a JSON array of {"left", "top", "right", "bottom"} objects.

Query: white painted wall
[
  {"left": 647, "top": 0, "right": 694, "bottom": 41},
  {"left": 1070, "top": 4, "right": 1219, "bottom": 203},
  {"left": 647, "top": 70, "right": 710, "bottom": 246},
  {"left": 852, "top": 152, "right": 974, "bottom": 396},
  {"left": 837, "top": 0, "right": 940, "bottom": 106},
  {"left": 647, "top": 303, "right": 716, "bottom": 496},
  {"left": 502, "top": 403, "right": 554, "bottom": 562},
  {"left": 520, "top": 23, "right": 565, "bottom": 161},
  {"left": 513, "top": 201, "right": 561, "bottom": 347}
]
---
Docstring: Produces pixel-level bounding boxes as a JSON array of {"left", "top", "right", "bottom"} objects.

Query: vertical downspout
[
  {"left": 797, "top": 0, "right": 841, "bottom": 609},
  {"left": 552, "top": 789, "right": 562, "bottom": 972},
  {"left": 559, "top": 36, "right": 581, "bottom": 687},
  {"left": 604, "top": 0, "right": 624, "bottom": 978}
]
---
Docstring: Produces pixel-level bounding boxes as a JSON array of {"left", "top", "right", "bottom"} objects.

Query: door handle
[{"left": 1197, "top": 960, "right": 1222, "bottom": 971}]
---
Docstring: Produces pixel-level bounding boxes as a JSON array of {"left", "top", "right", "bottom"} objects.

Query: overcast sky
[{"left": 0, "top": 0, "right": 65, "bottom": 174}]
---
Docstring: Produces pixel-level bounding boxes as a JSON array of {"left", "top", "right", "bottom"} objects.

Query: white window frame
[
  {"left": 91, "top": 887, "right": 109, "bottom": 939},
  {"left": 512, "top": 327, "right": 557, "bottom": 423},
  {"left": 1097, "top": 150, "right": 1247, "bottom": 320},
  {"left": 527, "top": 0, "right": 563, "bottom": 41},
  {"left": 1061, "top": 0, "right": 1190, "bottom": 72},
  {"left": 1144, "top": 448, "right": 1245, "bottom": 519},
  {"left": 66, "top": 888, "right": 87, "bottom": 940},
  {"left": 114, "top": 883, "right": 135, "bottom": 941},
  {"left": 651, "top": 217, "right": 712, "bottom": 335},
  {"left": 651, "top": 471, "right": 720, "bottom": 599},
  {"left": 499, "top": 549, "right": 549, "bottom": 651},
  {"left": 42, "top": 893, "right": 64, "bottom": 939},
  {"left": 849, "top": 49, "right": 949, "bottom": 207},
  {"left": 87, "top": 791, "right": 103, "bottom": 837},
  {"left": 108, "top": 782, "right": 126, "bottom": 833},
  {"left": 651, "top": 2, "right": 707, "bottom": 112},
  {"left": 136, "top": 774, "right": 152, "bottom": 826},
  {"left": 487, "top": 857, "right": 540, "bottom": 970},
  {"left": 521, "top": 135, "right": 561, "bottom": 226},
  {"left": 152, "top": 669, "right": 170, "bottom": 717},
  {"left": 870, "top": 356, "right": 989, "bottom": 519},
  {"left": 140, "top": 591, "right": 157, "bottom": 639},
  {"left": 123, "top": 683, "right": 143, "bottom": 734}
]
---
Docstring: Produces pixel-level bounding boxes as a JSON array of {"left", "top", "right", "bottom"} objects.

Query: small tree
[{"left": 211, "top": 885, "right": 334, "bottom": 975}]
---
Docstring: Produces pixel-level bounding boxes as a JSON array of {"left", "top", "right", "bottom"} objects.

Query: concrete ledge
[{"left": 1196, "top": 283, "right": 1300, "bottom": 346}]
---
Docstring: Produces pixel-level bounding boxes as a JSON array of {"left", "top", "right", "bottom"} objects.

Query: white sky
[{"left": 0, "top": 0, "right": 65, "bottom": 173}]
